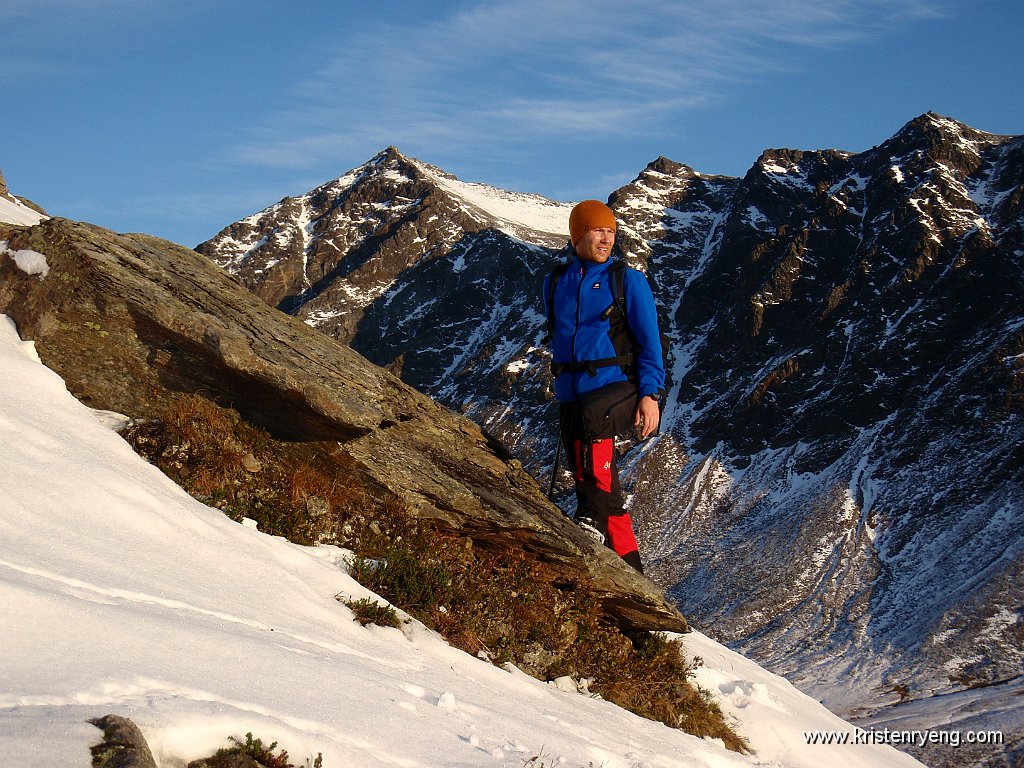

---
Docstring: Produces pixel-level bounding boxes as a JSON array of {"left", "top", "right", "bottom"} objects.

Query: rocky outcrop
[
  {"left": 0, "top": 216, "right": 686, "bottom": 633},
  {"left": 89, "top": 715, "right": 158, "bottom": 768}
]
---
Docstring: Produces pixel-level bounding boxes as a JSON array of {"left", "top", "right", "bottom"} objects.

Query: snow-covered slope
[
  {"left": 0, "top": 194, "right": 47, "bottom": 226},
  {"left": 412, "top": 157, "right": 574, "bottom": 238},
  {"left": 0, "top": 311, "right": 927, "bottom": 767}
]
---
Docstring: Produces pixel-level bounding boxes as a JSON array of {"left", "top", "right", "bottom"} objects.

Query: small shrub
[
  {"left": 344, "top": 597, "right": 401, "bottom": 628},
  {"left": 351, "top": 547, "right": 453, "bottom": 613},
  {"left": 228, "top": 733, "right": 289, "bottom": 767},
  {"left": 190, "top": 733, "right": 323, "bottom": 768}
]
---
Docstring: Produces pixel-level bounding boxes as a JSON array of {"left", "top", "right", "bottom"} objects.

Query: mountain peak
[
  {"left": 351, "top": 147, "right": 574, "bottom": 238},
  {"left": 370, "top": 145, "right": 418, "bottom": 169},
  {"left": 877, "top": 111, "right": 1014, "bottom": 171},
  {"left": 898, "top": 111, "right": 981, "bottom": 143},
  {"left": 645, "top": 156, "right": 699, "bottom": 178}
]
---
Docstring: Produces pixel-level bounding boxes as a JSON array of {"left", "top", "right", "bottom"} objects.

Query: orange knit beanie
[{"left": 569, "top": 200, "right": 617, "bottom": 245}]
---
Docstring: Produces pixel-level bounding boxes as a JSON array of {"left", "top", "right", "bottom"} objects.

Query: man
[{"left": 543, "top": 199, "right": 665, "bottom": 573}]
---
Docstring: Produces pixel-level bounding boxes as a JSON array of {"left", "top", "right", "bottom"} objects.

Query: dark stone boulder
[{"left": 88, "top": 715, "right": 158, "bottom": 768}]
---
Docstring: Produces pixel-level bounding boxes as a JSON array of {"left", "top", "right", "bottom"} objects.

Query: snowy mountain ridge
[
  {"left": 198, "top": 147, "right": 571, "bottom": 347},
  {"left": 200, "top": 112, "right": 1024, "bottom": 768},
  {"left": 411, "top": 155, "right": 575, "bottom": 238}
]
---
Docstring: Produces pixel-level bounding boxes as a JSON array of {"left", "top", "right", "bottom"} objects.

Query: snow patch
[
  {"left": 0, "top": 240, "right": 49, "bottom": 278},
  {"left": 0, "top": 195, "right": 47, "bottom": 226},
  {"left": 413, "top": 161, "right": 573, "bottom": 237}
]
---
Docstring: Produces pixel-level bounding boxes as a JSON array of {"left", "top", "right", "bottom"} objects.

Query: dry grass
[{"left": 126, "top": 394, "right": 385, "bottom": 545}]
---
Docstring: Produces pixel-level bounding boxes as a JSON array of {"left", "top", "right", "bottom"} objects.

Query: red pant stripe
[
  {"left": 607, "top": 513, "right": 640, "bottom": 557},
  {"left": 590, "top": 439, "right": 614, "bottom": 493}
]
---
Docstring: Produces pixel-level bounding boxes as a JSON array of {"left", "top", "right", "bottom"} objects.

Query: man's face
[{"left": 575, "top": 227, "right": 616, "bottom": 263}]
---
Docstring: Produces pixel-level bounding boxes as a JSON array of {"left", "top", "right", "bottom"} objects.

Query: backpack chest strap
[{"left": 551, "top": 354, "right": 634, "bottom": 377}]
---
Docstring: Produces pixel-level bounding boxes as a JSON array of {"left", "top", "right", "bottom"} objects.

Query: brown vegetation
[{"left": 125, "top": 394, "right": 746, "bottom": 753}]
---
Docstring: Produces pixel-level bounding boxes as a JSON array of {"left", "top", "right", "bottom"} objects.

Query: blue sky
[{"left": 4, "top": 0, "right": 1022, "bottom": 247}]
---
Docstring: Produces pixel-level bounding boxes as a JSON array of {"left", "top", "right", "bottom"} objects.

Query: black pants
[{"left": 559, "top": 381, "right": 644, "bottom": 572}]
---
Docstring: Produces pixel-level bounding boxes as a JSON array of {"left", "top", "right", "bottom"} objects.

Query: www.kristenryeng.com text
[{"left": 803, "top": 727, "right": 1004, "bottom": 749}]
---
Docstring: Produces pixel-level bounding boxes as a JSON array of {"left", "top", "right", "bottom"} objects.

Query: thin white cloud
[
  {"left": 477, "top": 94, "right": 709, "bottom": 136},
  {"left": 227, "top": 0, "right": 950, "bottom": 177}
]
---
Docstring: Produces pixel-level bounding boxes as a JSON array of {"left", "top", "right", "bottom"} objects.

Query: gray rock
[{"left": 88, "top": 715, "right": 157, "bottom": 768}]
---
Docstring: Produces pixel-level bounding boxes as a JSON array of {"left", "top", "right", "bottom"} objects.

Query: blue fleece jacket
[{"left": 543, "top": 253, "right": 665, "bottom": 403}]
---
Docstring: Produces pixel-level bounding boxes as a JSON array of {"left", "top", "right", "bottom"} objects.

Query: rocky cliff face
[
  {"left": 0, "top": 215, "right": 687, "bottom": 634},
  {"left": 622, "top": 114, "right": 1024, "bottom": 717},
  {"left": 199, "top": 113, "right": 1024, "bottom": 765}
]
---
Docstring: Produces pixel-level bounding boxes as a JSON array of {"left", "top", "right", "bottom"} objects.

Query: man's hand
[{"left": 634, "top": 395, "right": 661, "bottom": 440}]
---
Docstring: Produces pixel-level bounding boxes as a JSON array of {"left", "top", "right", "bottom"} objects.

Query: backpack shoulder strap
[
  {"left": 605, "top": 260, "right": 638, "bottom": 348},
  {"left": 609, "top": 260, "right": 627, "bottom": 318},
  {"left": 545, "top": 261, "right": 571, "bottom": 335},
  {"left": 613, "top": 261, "right": 670, "bottom": 397}
]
